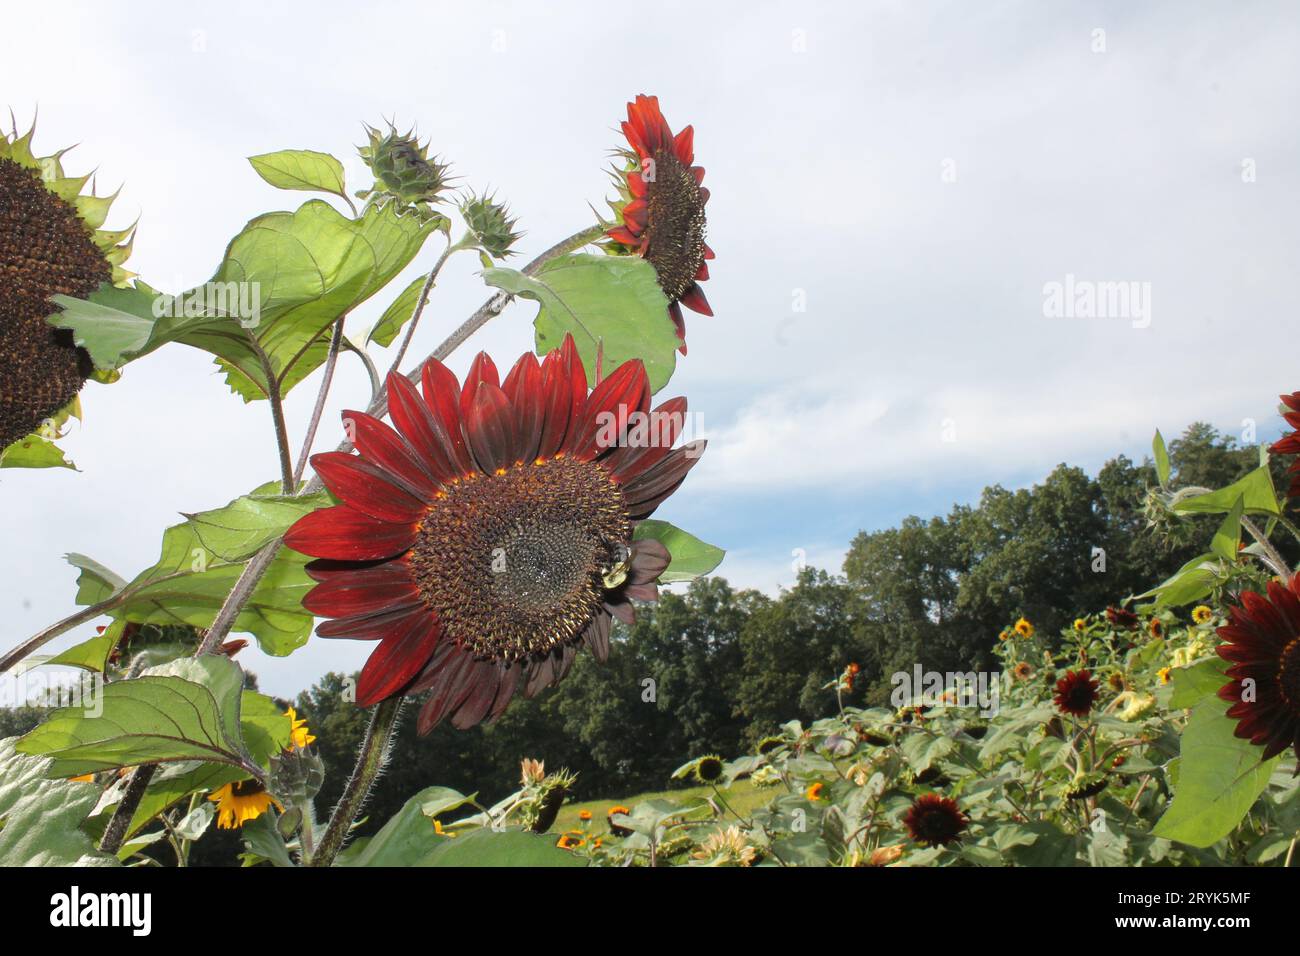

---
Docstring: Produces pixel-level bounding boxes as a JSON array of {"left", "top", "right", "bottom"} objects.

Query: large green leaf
[
  {"left": 1168, "top": 656, "right": 1228, "bottom": 709},
  {"left": 0, "top": 738, "right": 118, "bottom": 866},
  {"left": 0, "top": 432, "right": 76, "bottom": 470},
  {"left": 1135, "top": 552, "right": 1225, "bottom": 609},
  {"left": 366, "top": 274, "right": 428, "bottom": 348},
  {"left": 483, "top": 254, "right": 679, "bottom": 393},
  {"left": 213, "top": 199, "right": 439, "bottom": 400},
  {"left": 248, "top": 149, "right": 347, "bottom": 199},
  {"left": 632, "top": 520, "right": 724, "bottom": 583},
  {"left": 336, "top": 786, "right": 451, "bottom": 867},
  {"left": 1152, "top": 696, "right": 1279, "bottom": 847},
  {"left": 15, "top": 657, "right": 257, "bottom": 777},
  {"left": 69, "top": 486, "right": 328, "bottom": 656},
  {"left": 418, "top": 828, "right": 586, "bottom": 867},
  {"left": 1173, "top": 465, "right": 1280, "bottom": 516},
  {"left": 1209, "top": 495, "right": 1245, "bottom": 561}
]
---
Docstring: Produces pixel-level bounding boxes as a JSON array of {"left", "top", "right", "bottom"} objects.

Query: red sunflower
[
  {"left": 902, "top": 794, "right": 968, "bottom": 847},
  {"left": 1053, "top": 669, "right": 1100, "bottom": 717},
  {"left": 1216, "top": 575, "right": 1300, "bottom": 761},
  {"left": 606, "top": 94, "right": 713, "bottom": 354},
  {"left": 285, "top": 335, "right": 705, "bottom": 733},
  {"left": 1270, "top": 391, "right": 1300, "bottom": 501}
]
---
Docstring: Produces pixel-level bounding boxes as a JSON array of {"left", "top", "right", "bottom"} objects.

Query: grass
[{"left": 553, "top": 777, "right": 771, "bottom": 834}]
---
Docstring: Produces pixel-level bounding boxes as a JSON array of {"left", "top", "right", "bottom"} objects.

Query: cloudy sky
[{"left": 3, "top": 0, "right": 1298, "bottom": 698}]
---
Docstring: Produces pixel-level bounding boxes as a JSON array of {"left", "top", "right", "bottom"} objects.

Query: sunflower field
[{"left": 1, "top": 93, "right": 1298, "bottom": 874}]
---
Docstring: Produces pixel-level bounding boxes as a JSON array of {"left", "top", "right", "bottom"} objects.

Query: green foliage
[
  {"left": 248, "top": 149, "right": 348, "bottom": 201},
  {"left": 15, "top": 657, "right": 284, "bottom": 777},
  {"left": 0, "top": 738, "right": 118, "bottom": 866},
  {"left": 483, "top": 253, "right": 679, "bottom": 393},
  {"left": 69, "top": 484, "right": 330, "bottom": 655}
]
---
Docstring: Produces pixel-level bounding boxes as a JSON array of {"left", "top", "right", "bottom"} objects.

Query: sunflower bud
[
  {"left": 357, "top": 123, "right": 452, "bottom": 207},
  {"left": 460, "top": 191, "right": 520, "bottom": 259}
]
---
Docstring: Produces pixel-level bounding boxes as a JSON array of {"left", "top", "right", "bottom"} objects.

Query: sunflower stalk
[{"left": 309, "top": 696, "right": 402, "bottom": 866}]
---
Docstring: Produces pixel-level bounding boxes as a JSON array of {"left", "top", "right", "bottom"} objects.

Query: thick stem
[
  {"left": 293, "top": 316, "right": 347, "bottom": 486},
  {"left": 194, "top": 540, "right": 281, "bottom": 656},
  {"left": 309, "top": 697, "right": 402, "bottom": 867},
  {"left": 0, "top": 601, "right": 116, "bottom": 674},
  {"left": 1240, "top": 515, "right": 1291, "bottom": 578},
  {"left": 266, "top": 374, "right": 295, "bottom": 494},
  {"left": 99, "top": 764, "right": 157, "bottom": 855}
]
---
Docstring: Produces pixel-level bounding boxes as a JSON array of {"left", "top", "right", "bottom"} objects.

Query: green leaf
[
  {"left": 0, "top": 738, "right": 118, "bottom": 866},
  {"left": 1135, "top": 552, "right": 1224, "bottom": 609},
  {"left": 238, "top": 691, "right": 294, "bottom": 767},
  {"left": 1173, "top": 465, "right": 1280, "bottom": 516},
  {"left": 1169, "top": 657, "right": 1229, "bottom": 709},
  {"left": 418, "top": 828, "right": 586, "bottom": 867},
  {"left": 73, "top": 487, "right": 328, "bottom": 656},
  {"left": 367, "top": 274, "right": 427, "bottom": 348},
  {"left": 45, "top": 623, "right": 122, "bottom": 673},
  {"left": 632, "top": 520, "right": 724, "bottom": 583},
  {"left": 1210, "top": 495, "right": 1245, "bottom": 561},
  {"left": 0, "top": 432, "right": 75, "bottom": 470},
  {"left": 15, "top": 656, "right": 254, "bottom": 777},
  {"left": 900, "top": 732, "right": 955, "bottom": 773},
  {"left": 1153, "top": 429, "right": 1171, "bottom": 487},
  {"left": 1153, "top": 696, "right": 1279, "bottom": 848},
  {"left": 248, "top": 150, "right": 347, "bottom": 199},
  {"left": 213, "top": 199, "right": 438, "bottom": 400},
  {"left": 336, "top": 786, "right": 451, "bottom": 867},
  {"left": 483, "top": 254, "right": 679, "bottom": 393}
]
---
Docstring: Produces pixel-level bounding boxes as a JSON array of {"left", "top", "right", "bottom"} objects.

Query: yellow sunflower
[
  {"left": 284, "top": 706, "right": 316, "bottom": 750},
  {"left": 1014, "top": 618, "right": 1035, "bottom": 638},
  {"left": 805, "top": 781, "right": 825, "bottom": 801},
  {"left": 1073, "top": 618, "right": 1087, "bottom": 633},
  {"left": 1192, "top": 605, "right": 1214, "bottom": 625},
  {"left": 208, "top": 778, "right": 282, "bottom": 829},
  {"left": 1157, "top": 666, "right": 1172, "bottom": 685}
]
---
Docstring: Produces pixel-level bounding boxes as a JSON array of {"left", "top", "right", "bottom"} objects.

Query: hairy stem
[
  {"left": 100, "top": 764, "right": 157, "bottom": 855},
  {"left": 309, "top": 697, "right": 402, "bottom": 867},
  {"left": 194, "top": 540, "right": 281, "bottom": 656},
  {"left": 1240, "top": 515, "right": 1291, "bottom": 578}
]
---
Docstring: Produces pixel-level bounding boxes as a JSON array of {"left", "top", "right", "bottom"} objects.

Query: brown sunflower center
[
  {"left": 407, "top": 455, "right": 630, "bottom": 664},
  {"left": 1277, "top": 637, "right": 1300, "bottom": 708},
  {"left": 642, "top": 147, "right": 706, "bottom": 301},
  {"left": 230, "top": 779, "right": 267, "bottom": 798},
  {"left": 0, "top": 158, "right": 110, "bottom": 449}
]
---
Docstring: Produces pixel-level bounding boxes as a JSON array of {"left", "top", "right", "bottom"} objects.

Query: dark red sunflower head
[
  {"left": 285, "top": 335, "right": 705, "bottom": 734},
  {"left": 902, "top": 794, "right": 968, "bottom": 847},
  {"left": 1270, "top": 391, "right": 1300, "bottom": 501},
  {"left": 1216, "top": 574, "right": 1300, "bottom": 762},
  {"left": 606, "top": 94, "right": 713, "bottom": 354},
  {"left": 1106, "top": 605, "right": 1139, "bottom": 630},
  {"left": 1053, "top": 669, "right": 1100, "bottom": 718}
]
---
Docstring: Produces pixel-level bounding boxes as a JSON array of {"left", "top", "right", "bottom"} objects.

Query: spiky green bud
[
  {"left": 357, "top": 123, "right": 452, "bottom": 207},
  {"left": 460, "top": 191, "right": 521, "bottom": 259}
]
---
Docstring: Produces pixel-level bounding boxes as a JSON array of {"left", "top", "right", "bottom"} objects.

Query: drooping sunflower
[
  {"left": 902, "top": 794, "right": 968, "bottom": 847},
  {"left": 208, "top": 778, "right": 282, "bottom": 829},
  {"left": 605, "top": 94, "right": 713, "bottom": 353},
  {"left": 285, "top": 335, "right": 705, "bottom": 734},
  {"left": 1053, "top": 669, "right": 1100, "bottom": 717},
  {"left": 0, "top": 120, "right": 134, "bottom": 454},
  {"left": 1215, "top": 575, "right": 1300, "bottom": 762},
  {"left": 693, "top": 755, "right": 725, "bottom": 784}
]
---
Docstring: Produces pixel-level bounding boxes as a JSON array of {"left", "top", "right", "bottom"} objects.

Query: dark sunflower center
[
  {"left": 914, "top": 807, "right": 961, "bottom": 843},
  {"left": 642, "top": 147, "right": 706, "bottom": 301},
  {"left": 407, "top": 456, "right": 630, "bottom": 665},
  {"left": 230, "top": 779, "right": 267, "bottom": 798},
  {"left": 1278, "top": 638, "right": 1300, "bottom": 709},
  {"left": 0, "top": 158, "right": 111, "bottom": 450}
]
